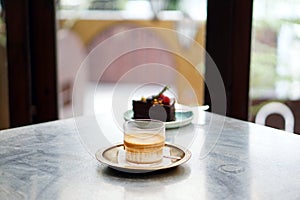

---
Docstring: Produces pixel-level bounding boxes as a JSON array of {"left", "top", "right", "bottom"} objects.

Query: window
[
  {"left": 5, "top": 0, "right": 253, "bottom": 127},
  {"left": 56, "top": 0, "right": 208, "bottom": 119},
  {"left": 250, "top": 0, "right": 300, "bottom": 133}
]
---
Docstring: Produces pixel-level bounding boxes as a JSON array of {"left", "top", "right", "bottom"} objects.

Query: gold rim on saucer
[{"left": 95, "top": 143, "right": 191, "bottom": 173}]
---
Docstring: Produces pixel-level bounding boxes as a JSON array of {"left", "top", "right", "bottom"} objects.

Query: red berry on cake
[{"left": 162, "top": 96, "right": 170, "bottom": 105}]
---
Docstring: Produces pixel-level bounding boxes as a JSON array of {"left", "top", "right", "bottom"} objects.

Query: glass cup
[{"left": 123, "top": 119, "right": 165, "bottom": 164}]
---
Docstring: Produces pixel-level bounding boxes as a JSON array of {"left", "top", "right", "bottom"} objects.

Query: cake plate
[{"left": 123, "top": 110, "right": 194, "bottom": 129}]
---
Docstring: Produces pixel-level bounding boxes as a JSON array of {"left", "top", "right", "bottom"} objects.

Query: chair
[{"left": 255, "top": 102, "right": 295, "bottom": 132}]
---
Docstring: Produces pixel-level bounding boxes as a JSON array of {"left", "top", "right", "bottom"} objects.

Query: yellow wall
[{"left": 60, "top": 19, "right": 205, "bottom": 105}]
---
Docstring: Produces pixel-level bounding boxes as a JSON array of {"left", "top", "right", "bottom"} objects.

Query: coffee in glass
[{"left": 123, "top": 119, "right": 165, "bottom": 164}]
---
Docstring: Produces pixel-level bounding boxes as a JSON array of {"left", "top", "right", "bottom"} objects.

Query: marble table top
[{"left": 1, "top": 111, "right": 300, "bottom": 200}]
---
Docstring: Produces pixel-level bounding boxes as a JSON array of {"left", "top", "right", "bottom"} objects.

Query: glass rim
[{"left": 124, "top": 119, "right": 165, "bottom": 131}]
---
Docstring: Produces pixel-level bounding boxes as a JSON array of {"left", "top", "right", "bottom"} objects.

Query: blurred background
[
  {"left": 1, "top": 0, "right": 300, "bottom": 133},
  {"left": 56, "top": 0, "right": 206, "bottom": 119}
]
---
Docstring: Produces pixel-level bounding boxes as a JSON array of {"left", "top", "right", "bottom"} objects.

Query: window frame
[
  {"left": 205, "top": 0, "right": 253, "bottom": 120},
  {"left": 5, "top": 0, "right": 58, "bottom": 127}
]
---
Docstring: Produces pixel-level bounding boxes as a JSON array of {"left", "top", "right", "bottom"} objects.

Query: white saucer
[{"left": 95, "top": 143, "right": 191, "bottom": 173}]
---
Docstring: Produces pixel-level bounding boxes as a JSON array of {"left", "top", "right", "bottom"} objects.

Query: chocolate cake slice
[
  {"left": 132, "top": 86, "right": 176, "bottom": 122},
  {"left": 132, "top": 100, "right": 175, "bottom": 122}
]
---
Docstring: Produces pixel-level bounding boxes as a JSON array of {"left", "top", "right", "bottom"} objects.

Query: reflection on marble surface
[{"left": 1, "top": 112, "right": 300, "bottom": 199}]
